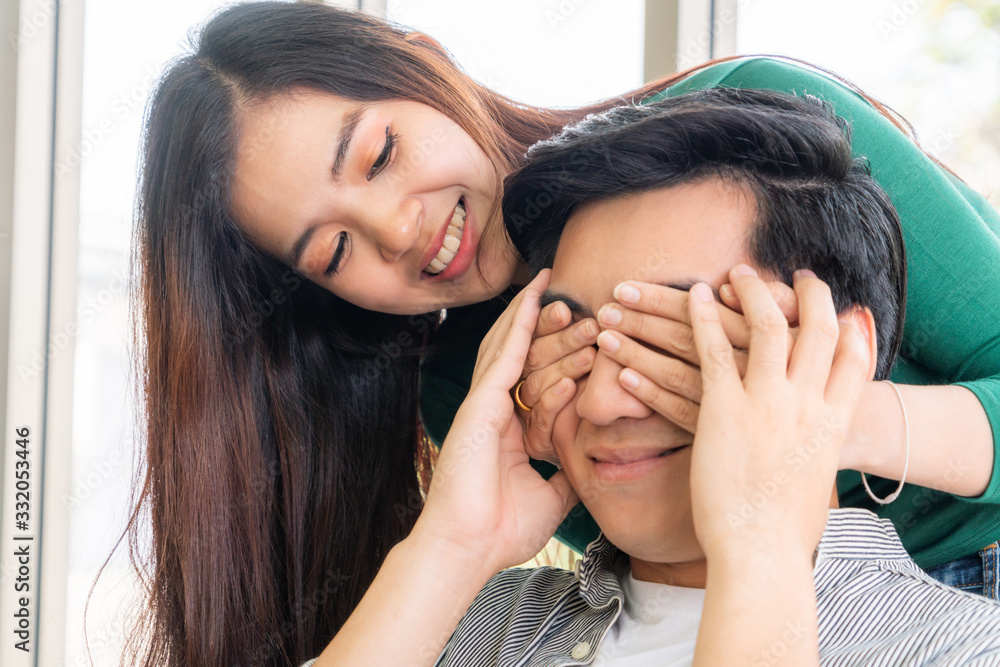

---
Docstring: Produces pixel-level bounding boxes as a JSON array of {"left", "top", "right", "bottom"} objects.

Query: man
[{"left": 433, "top": 89, "right": 1000, "bottom": 665}]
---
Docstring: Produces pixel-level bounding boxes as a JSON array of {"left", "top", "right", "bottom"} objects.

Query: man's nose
[
  {"left": 366, "top": 195, "right": 422, "bottom": 262},
  {"left": 574, "top": 349, "right": 653, "bottom": 425}
]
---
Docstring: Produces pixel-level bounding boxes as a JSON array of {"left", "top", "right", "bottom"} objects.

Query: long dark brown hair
[
  {"left": 121, "top": 2, "right": 927, "bottom": 665},
  {"left": 120, "top": 2, "right": 696, "bottom": 666}
]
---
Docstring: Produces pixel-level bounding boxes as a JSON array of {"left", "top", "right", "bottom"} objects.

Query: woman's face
[{"left": 230, "top": 90, "right": 521, "bottom": 314}]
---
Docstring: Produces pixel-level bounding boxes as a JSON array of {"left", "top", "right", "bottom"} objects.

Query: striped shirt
[{"left": 433, "top": 509, "right": 1000, "bottom": 666}]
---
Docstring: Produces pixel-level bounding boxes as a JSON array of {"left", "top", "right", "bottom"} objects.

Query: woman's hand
[
  {"left": 322, "top": 272, "right": 575, "bottom": 666},
  {"left": 688, "top": 266, "right": 865, "bottom": 667},
  {"left": 416, "top": 270, "right": 580, "bottom": 574},
  {"left": 687, "top": 266, "right": 869, "bottom": 557},
  {"left": 511, "top": 301, "right": 597, "bottom": 463},
  {"left": 595, "top": 274, "right": 798, "bottom": 432}
]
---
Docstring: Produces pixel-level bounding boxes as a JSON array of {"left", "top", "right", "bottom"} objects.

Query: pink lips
[
  {"left": 590, "top": 445, "right": 691, "bottom": 484},
  {"left": 590, "top": 447, "right": 672, "bottom": 465},
  {"left": 420, "top": 198, "right": 476, "bottom": 283},
  {"left": 420, "top": 200, "right": 459, "bottom": 274}
]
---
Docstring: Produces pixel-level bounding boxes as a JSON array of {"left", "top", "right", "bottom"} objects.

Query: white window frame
[
  {"left": 644, "top": 0, "right": 737, "bottom": 80},
  {"left": 0, "top": 0, "right": 83, "bottom": 665}
]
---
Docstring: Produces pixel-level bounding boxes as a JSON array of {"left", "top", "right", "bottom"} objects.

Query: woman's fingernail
[
  {"left": 598, "top": 304, "right": 622, "bottom": 326},
  {"left": 552, "top": 301, "right": 569, "bottom": 323},
  {"left": 796, "top": 268, "right": 817, "bottom": 279},
  {"left": 614, "top": 282, "right": 641, "bottom": 304},
  {"left": 553, "top": 377, "right": 569, "bottom": 395},
  {"left": 732, "top": 264, "right": 757, "bottom": 277},
  {"left": 619, "top": 369, "right": 640, "bottom": 389},
  {"left": 691, "top": 282, "right": 714, "bottom": 302},
  {"left": 572, "top": 347, "right": 592, "bottom": 367},
  {"left": 576, "top": 319, "right": 597, "bottom": 341},
  {"left": 597, "top": 330, "right": 620, "bottom": 353},
  {"left": 719, "top": 284, "right": 734, "bottom": 301}
]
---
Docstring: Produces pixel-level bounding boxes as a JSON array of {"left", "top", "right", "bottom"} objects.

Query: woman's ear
[
  {"left": 841, "top": 306, "right": 878, "bottom": 381},
  {"left": 404, "top": 31, "right": 446, "bottom": 55}
]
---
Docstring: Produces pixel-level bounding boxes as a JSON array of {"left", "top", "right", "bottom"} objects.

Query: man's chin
[{"left": 586, "top": 507, "right": 703, "bottom": 565}]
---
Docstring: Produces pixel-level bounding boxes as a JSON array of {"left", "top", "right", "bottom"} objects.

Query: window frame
[{"left": 0, "top": 0, "right": 83, "bottom": 665}]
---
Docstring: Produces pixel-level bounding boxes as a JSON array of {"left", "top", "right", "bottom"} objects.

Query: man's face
[{"left": 548, "top": 177, "right": 757, "bottom": 566}]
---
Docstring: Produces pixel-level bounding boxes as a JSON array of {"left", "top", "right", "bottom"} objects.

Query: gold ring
[{"left": 513, "top": 379, "right": 532, "bottom": 412}]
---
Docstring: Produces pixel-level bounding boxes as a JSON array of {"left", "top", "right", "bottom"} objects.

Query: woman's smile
[
  {"left": 421, "top": 198, "right": 467, "bottom": 277},
  {"left": 419, "top": 196, "right": 485, "bottom": 285}
]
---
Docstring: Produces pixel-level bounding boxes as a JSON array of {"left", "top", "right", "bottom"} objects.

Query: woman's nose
[
  {"left": 369, "top": 196, "right": 423, "bottom": 262},
  {"left": 574, "top": 350, "right": 652, "bottom": 425}
]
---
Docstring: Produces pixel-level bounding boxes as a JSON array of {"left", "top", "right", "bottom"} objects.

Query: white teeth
[
  {"left": 425, "top": 201, "right": 467, "bottom": 275},
  {"left": 436, "top": 246, "right": 456, "bottom": 264}
]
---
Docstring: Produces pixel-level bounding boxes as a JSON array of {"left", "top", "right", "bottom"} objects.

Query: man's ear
[
  {"left": 404, "top": 31, "right": 447, "bottom": 56},
  {"left": 839, "top": 306, "right": 878, "bottom": 381}
]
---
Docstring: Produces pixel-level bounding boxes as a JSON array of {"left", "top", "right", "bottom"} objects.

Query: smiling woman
[{"left": 229, "top": 93, "right": 520, "bottom": 314}]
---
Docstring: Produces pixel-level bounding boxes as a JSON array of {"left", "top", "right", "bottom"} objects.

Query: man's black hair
[{"left": 502, "top": 87, "right": 907, "bottom": 379}]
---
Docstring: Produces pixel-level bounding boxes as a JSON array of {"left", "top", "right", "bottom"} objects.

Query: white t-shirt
[{"left": 593, "top": 562, "right": 705, "bottom": 666}]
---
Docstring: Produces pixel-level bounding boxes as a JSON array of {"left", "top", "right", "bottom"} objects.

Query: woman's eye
[
  {"left": 324, "top": 232, "right": 350, "bottom": 277},
  {"left": 367, "top": 127, "right": 398, "bottom": 181}
]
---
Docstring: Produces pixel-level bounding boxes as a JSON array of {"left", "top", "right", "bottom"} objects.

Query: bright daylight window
[{"left": 736, "top": 0, "right": 1000, "bottom": 206}]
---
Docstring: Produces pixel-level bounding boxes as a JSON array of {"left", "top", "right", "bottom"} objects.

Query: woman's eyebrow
[
  {"left": 289, "top": 222, "right": 321, "bottom": 269},
  {"left": 540, "top": 289, "right": 593, "bottom": 319},
  {"left": 331, "top": 106, "right": 367, "bottom": 179}
]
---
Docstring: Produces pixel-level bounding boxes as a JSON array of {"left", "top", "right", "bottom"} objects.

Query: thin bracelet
[{"left": 861, "top": 380, "right": 910, "bottom": 505}]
